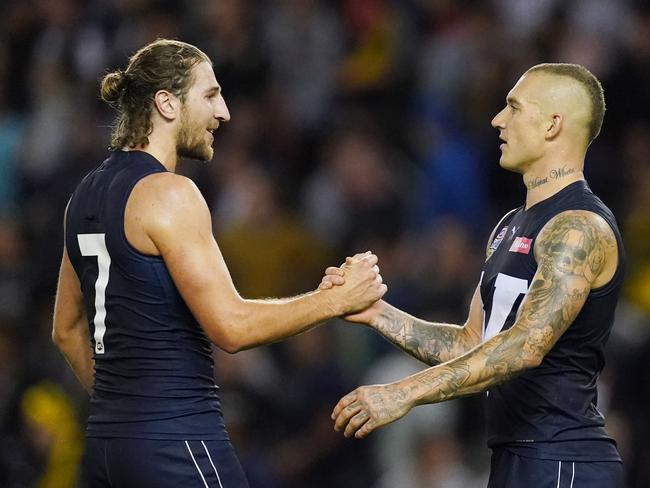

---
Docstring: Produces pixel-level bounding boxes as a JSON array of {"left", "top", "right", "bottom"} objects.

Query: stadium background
[{"left": 1, "top": 0, "right": 649, "bottom": 486}]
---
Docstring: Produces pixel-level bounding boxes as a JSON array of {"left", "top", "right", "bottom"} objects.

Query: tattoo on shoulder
[
  {"left": 403, "top": 212, "right": 617, "bottom": 405},
  {"left": 537, "top": 211, "right": 615, "bottom": 282},
  {"left": 522, "top": 211, "right": 615, "bottom": 345}
]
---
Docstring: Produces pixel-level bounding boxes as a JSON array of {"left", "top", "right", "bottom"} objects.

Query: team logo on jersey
[
  {"left": 489, "top": 227, "right": 508, "bottom": 252},
  {"left": 509, "top": 236, "right": 533, "bottom": 254}
]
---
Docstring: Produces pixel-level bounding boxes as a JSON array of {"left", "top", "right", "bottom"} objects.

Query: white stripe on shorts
[
  {"left": 570, "top": 461, "right": 575, "bottom": 488},
  {"left": 185, "top": 440, "right": 209, "bottom": 488},
  {"left": 557, "top": 461, "right": 562, "bottom": 488},
  {"left": 201, "top": 440, "right": 224, "bottom": 488}
]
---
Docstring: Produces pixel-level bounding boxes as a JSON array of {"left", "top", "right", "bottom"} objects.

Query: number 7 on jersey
[{"left": 78, "top": 233, "right": 111, "bottom": 354}]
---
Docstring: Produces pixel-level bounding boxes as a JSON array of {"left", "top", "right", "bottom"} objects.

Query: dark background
[{"left": 1, "top": 0, "right": 649, "bottom": 486}]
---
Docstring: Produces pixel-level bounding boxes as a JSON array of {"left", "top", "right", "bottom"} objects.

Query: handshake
[
  {"left": 317, "top": 251, "right": 387, "bottom": 325},
  {"left": 316, "top": 252, "right": 408, "bottom": 439}
]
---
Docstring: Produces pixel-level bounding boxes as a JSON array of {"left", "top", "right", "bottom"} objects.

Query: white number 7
[{"left": 78, "top": 234, "right": 111, "bottom": 354}]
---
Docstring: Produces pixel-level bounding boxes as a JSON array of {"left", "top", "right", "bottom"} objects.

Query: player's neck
[
  {"left": 130, "top": 132, "right": 179, "bottom": 173},
  {"left": 523, "top": 159, "right": 584, "bottom": 210}
]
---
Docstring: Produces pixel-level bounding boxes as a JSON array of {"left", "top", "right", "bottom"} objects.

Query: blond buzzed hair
[{"left": 526, "top": 63, "right": 605, "bottom": 145}]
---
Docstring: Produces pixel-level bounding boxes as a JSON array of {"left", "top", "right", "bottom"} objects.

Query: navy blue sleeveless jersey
[
  {"left": 65, "top": 150, "right": 228, "bottom": 440},
  {"left": 480, "top": 180, "right": 624, "bottom": 462}
]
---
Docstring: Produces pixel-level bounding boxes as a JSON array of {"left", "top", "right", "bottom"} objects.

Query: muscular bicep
[
  {"left": 139, "top": 174, "right": 245, "bottom": 346},
  {"left": 512, "top": 210, "right": 617, "bottom": 360}
]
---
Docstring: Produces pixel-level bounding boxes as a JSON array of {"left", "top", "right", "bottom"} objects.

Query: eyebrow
[
  {"left": 506, "top": 96, "right": 520, "bottom": 106},
  {"left": 205, "top": 86, "right": 221, "bottom": 96}
]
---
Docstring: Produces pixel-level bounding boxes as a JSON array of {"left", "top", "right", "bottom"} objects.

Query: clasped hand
[{"left": 319, "top": 251, "right": 387, "bottom": 316}]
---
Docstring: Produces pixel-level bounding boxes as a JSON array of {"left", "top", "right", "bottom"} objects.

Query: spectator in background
[{"left": 0, "top": 1, "right": 648, "bottom": 486}]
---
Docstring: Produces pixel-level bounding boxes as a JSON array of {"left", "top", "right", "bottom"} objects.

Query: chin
[
  {"left": 178, "top": 145, "right": 213, "bottom": 162},
  {"left": 499, "top": 157, "right": 524, "bottom": 174}
]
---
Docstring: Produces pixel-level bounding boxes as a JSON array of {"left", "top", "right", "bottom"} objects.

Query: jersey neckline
[{"left": 523, "top": 179, "right": 587, "bottom": 214}]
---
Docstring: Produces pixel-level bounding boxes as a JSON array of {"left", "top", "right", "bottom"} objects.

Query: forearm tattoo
[
  {"left": 374, "top": 306, "right": 472, "bottom": 366},
  {"left": 408, "top": 211, "right": 616, "bottom": 405}
]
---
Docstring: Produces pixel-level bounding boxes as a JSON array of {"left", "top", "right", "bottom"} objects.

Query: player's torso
[
  {"left": 65, "top": 150, "right": 227, "bottom": 440},
  {"left": 479, "top": 180, "right": 624, "bottom": 461}
]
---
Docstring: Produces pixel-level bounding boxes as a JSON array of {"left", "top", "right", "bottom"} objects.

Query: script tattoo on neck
[
  {"left": 550, "top": 166, "right": 575, "bottom": 180},
  {"left": 525, "top": 176, "right": 548, "bottom": 190},
  {"left": 526, "top": 166, "right": 576, "bottom": 190}
]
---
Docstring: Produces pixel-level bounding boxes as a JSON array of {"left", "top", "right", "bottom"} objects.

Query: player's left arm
[{"left": 332, "top": 209, "right": 618, "bottom": 438}]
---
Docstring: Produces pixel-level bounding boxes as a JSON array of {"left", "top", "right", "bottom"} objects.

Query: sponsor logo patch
[{"left": 509, "top": 236, "right": 532, "bottom": 254}]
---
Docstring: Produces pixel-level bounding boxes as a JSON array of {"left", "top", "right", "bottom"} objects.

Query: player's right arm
[{"left": 129, "top": 173, "right": 386, "bottom": 353}]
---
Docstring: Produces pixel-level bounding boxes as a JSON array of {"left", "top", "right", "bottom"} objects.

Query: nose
[
  {"left": 215, "top": 94, "right": 231, "bottom": 123},
  {"left": 491, "top": 107, "right": 506, "bottom": 130}
]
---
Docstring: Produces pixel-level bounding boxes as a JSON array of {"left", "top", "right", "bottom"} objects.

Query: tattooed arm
[
  {"left": 321, "top": 212, "right": 521, "bottom": 365},
  {"left": 358, "top": 288, "right": 484, "bottom": 366},
  {"left": 332, "top": 209, "right": 618, "bottom": 438}
]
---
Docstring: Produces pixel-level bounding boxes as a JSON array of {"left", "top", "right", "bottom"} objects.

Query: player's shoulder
[
  {"left": 128, "top": 172, "right": 211, "bottom": 234},
  {"left": 535, "top": 209, "right": 617, "bottom": 260},
  {"left": 539, "top": 209, "right": 615, "bottom": 240},
  {"left": 132, "top": 172, "right": 207, "bottom": 210}
]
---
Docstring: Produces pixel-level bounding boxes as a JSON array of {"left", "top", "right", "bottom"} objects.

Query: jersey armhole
[
  {"left": 485, "top": 207, "right": 520, "bottom": 256},
  {"left": 589, "top": 215, "right": 624, "bottom": 298}
]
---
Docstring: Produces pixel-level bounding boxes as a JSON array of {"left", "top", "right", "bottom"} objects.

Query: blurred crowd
[{"left": 1, "top": 0, "right": 649, "bottom": 487}]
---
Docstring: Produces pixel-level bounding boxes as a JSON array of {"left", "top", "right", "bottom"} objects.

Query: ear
[
  {"left": 545, "top": 113, "right": 562, "bottom": 140},
  {"left": 152, "top": 90, "right": 180, "bottom": 122}
]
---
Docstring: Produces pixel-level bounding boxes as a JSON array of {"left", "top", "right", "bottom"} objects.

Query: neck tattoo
[
  {"left": 525, "top": 176, "right": 548, "bottom": 190},
  {"left": 550, "top": 165, "right": 575, "bottom": 180},
  {"left": 526, "top": 166, "right": 576, "bottom": 190}
]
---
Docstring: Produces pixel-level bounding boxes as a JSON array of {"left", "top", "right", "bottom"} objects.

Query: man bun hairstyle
[
  {"left": 526, "top": 63, "right": 605, "bottom": 146},
  {"left": 100, "top": 39, "right": 211, "bottom": 150},
  {"left": 100, "top": 71, "right": 127, "bottom": 104}
]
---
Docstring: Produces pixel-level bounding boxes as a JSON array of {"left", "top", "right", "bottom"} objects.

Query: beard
[{"left": 176, "top": 109, "right": 214, "bottom": 162}]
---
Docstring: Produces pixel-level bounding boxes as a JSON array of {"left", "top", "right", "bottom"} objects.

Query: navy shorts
[
  {"left": 81, "top": 437, "right": 249, "bottom": 487},
  {"left": 488, "top": 448, "right": 623, "bottom": 488}
]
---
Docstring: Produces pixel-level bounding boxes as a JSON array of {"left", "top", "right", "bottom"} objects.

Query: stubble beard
[{"left": 176, "top": 110, "right": 213, "bottom": 162}]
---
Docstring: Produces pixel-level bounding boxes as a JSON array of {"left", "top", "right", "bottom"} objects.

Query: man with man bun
[{"left": 52, "top": 39, "right": 386, "bottom": 487}]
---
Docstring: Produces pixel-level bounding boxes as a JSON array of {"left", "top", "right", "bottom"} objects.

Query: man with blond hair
[
  {"left": 52, "top": 39, "right": 386, "bottom": 487},
  {"left": 325, "top": 64, "right": 625, "bottom": 487}
]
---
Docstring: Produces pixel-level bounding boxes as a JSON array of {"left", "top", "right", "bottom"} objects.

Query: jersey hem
[{"left": 85, "top": 430, "right": 230, "bottom": 441}]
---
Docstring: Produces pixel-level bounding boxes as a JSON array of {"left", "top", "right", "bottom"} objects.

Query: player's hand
[
  {"left": 331, "top": 382, "right": 413, "bottom": 439},
  {"left": 318, "top": 252, "right": 376, "bottom": 290},
  {"left": 325, "top": 253, "right": 387, "bottom": 315},
  {"left": 319, "top": 254, "right": 385, "bottom": 325}
]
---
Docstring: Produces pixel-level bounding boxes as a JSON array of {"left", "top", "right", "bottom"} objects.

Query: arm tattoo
[
  {"left": 405, "top": 211, "right": 616, "bottom": 405},
  {"left": 374, "top": 306, "right": 472, "bottom": 366}
]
